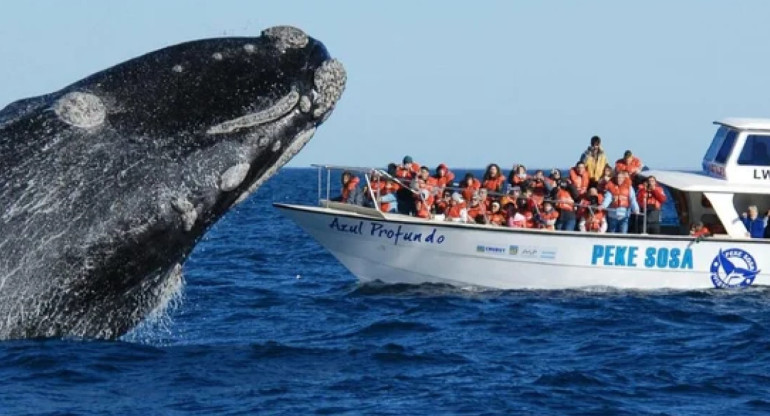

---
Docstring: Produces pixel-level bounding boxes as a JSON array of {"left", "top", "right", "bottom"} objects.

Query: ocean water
[{"left": 3, "top": 168, "right": 770, "bottom": 415}]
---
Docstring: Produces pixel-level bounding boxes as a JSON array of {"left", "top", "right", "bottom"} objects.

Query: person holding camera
[
  {"left": 635, "top": 175, "right": 667, "bottom": 234},
  {"left": 553, "top": 178, "right": 579, "bottom": 231}
]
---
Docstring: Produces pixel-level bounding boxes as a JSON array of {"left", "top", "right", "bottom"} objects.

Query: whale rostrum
[{"left": 0, "top": 26, "right": 346, "bottom": 339}]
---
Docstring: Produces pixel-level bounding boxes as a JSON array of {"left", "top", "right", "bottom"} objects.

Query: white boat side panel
[
  {"left": 275, "top": 204, "right": 770, "bottom": 290},
  {"left": 715, "top": 118, "right": 770, "bottom": 132}
]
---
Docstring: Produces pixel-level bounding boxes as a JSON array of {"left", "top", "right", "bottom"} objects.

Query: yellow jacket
[{"left": 580, "top": 147, "right": 608, "bottom": 181}]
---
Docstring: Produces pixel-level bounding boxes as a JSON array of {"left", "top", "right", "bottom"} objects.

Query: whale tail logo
[{"left": 712, "top": 249, "right": 760, "bottom": 288}]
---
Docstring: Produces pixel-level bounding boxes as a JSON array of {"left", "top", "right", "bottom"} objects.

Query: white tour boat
[{"left": 275, "top": 118, "right": 770, "bottom": 290}]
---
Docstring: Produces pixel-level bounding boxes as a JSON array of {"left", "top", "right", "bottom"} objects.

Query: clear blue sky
[{"left": 2, "top": 1, "right": 770, "bottom": 171}]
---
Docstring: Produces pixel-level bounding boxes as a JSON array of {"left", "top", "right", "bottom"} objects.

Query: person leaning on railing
[{"left": 601, "top": 170, "right": 640, "bottom": 234}]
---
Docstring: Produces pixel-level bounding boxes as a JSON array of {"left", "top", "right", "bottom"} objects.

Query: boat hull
[{"left": 275, "top": 203, "right": 769, "bottom": 290}]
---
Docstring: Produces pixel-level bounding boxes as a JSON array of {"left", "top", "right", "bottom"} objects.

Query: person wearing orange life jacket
[
  {"left": 536, "top": 201, "right": 559, "bottom": 231},
  {"left": 569, "top": 161, "right": 591, "bottom": 197},
  {"left": 508, "top": 164, "right": 529, "bottom": 188},
  {"left": 487, "top": 201, "right": 507, "bottom": 226},
  {"left": 369, "top": 174, "right": 400, "bottom": 213},
  {"left": 690, "top": 221, "right": 711, "bottom": 238},
  {"left": 460, "top": 173, "right": 481, "bottom": 203},
  {"left": 508, "top": 197, "right": 535, "bottom": 228},
  {"left": 579, "top": 135, "right": 608, "bottom": 182},
  {"left": 578, "top": 192, "right": 607, "bottom": 232},
  {"left": 526, "top": 170, "right": 548, "bottom": 208},
  {"left": 596, "top": 165, "right": 614, "bottom": 194},
  {"left": 334, "top": 170, "right": 362, "bottom": 204},
  {"left": 482, "top": 163, "right": 506, "bottom": 193},
  {"left": 395, "top": 155, "right": 420, "bottom": 181},
  {"left": 601, "top": 170, "right": 640, "bottom": 233},
  {"left": 445, "top": 192, "right": 470, "bottom": 223},
  {"left": 544, "top": 168, "right": 562, "bottom": 190},
  {"left": 634, "top": 175, "right": 666, "bottom": 234},
  {"left": 415, "top": 188, "right": 435, "bottom": 219},
  {"left": 414, "top": 166, "right": 438, "bottom": 194},
  {"left": 615, "top": 150, "right": 644, "bottom": 178},
  {"left": 434, "top": 189, "right": 452, "bottom": 216},
  {"left": 552, "top": 179, "right": 579, "bottom": 231},
  {"left": 433, "top": 163, "right": 456, "bottom": 190},
  {"left": 466, "top": 192, "right": 487, "bottom": 224}
]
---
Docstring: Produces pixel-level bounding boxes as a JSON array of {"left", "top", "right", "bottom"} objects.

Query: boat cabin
[{"left": 643, "top": 118, "right": 770, "bottom": 238}]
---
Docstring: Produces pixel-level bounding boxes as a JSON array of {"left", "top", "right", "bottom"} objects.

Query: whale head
[{"left": 0, "top": 26, "right": 346, "bottom": 339}]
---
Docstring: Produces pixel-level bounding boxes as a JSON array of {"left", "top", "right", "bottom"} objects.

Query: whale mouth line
[{"left": 206, "top": 58, "right": 346, "bottom": 136}]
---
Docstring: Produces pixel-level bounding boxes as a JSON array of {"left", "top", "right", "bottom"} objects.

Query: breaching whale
[{"left": 0, "top": 26, "right": 346, "bottom": 339}]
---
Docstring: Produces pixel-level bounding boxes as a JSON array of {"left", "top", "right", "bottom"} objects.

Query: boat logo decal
[
  {"left": 508, "top": 245, "right": 556, "bottom": 260},
  {"left": 477, "top": 245, "right": 505, "bottom": 255},
  {"left": 710, "top": 248, "right": 760, "bottom": 289}
]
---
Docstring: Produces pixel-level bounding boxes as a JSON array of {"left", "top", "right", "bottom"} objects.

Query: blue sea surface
[{"left": 3, "top": 168, "right": 770, "bottom": 415}]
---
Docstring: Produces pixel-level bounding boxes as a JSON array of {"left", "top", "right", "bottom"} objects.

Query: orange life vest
[
  {"left": 446, "top": 202, "right": 467, "bottom": 221},
  {"left": 555, "top": 188, "right": 574, "bottom": 212},
  {"left": 482, "top": 176, "right": 505, "bottom": 193},
  {"left": 606, "top": 181, "right": 631, "bottom": 208},
  {"left": 585, "top": 210, "right": 605, "bottom": 232},
  {"left": 461, "top": 179, "right": 481, "bottom": 202},
  {"left": 538, "top": 209, "right": 559, "bottom": 230},
  {"left": 488, "top": 211, "right": 506, "bottom": 226},
  {"left": 416, "top": 194, "right": 434, "bottom": 219},
  {"left": 615, "top": 157, "right": 643, "bottom": 175},
  {"left": 569, "top": 168, "right": 590, "bottom": 195},
  {"left": 396, "top": 162, "right": 420, "bottom": 180},
  {"left": 636, "top": 185, "right": 666, "bottom": 210},
  {"left": 341, "top": 176, "right": 360, "bottom": 202},
  {"left": 467, "top": 204, "right": 486, "bottom": 223}
]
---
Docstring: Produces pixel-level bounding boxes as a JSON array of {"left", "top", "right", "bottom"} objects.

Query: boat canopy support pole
[{"left": 703, "top": 192, "right": 744, "bottom": 238}]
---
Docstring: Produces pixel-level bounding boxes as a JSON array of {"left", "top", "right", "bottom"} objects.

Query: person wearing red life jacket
[
  {"left": 635, "top": 175, "right": 666, "bottom": 234},
  {"left": 433, "top": 163, "right": 456, "bottom": 192},
  {"left": 334, "top": 170, "right": 362, "bottom": 204},
  {"left": 466, "top": 192, "right": 487, "bottom": 224},
  {"left": 445, "top": 192, "right": 469, "bottom": 223},
  {"left": 415, "top": 188, "right": 435, "bottom": 219},
  {"left": 434, "top": 189, "right": 452, "bottom": 216},
  {"left": 553, "top": 179, "right": 579, "bottom": 231},
  {"left": 569, "top": 161, "right": 591, "bottom": 197},
  {"left": 615, "top": 150, "right": 644, "bottom": 178},
  {"left": 460, "top": 173, "right": 481, "bottom": 203},
  {"left": 578, "top": 192, "right": 607, "bottom": 232},
  {"left": 487, "top": 201, "right": 507, "bottom": 226},
  {"left": 536, "top": 201, "right": 559, "bottom": 231},
  {"left": 596, "top": 165, "right": 614, "bottom": 194},
  {"left": 508, "top": 164, "right": 529, "bottom": 188},
  {"left": 482, "top": 163, "right": 506, "bottom": 193},
  {"left": 369, "top": 174, "right": 400, "bottom": 213},
  {"left": 508, "top": 197, "right": 534, "bottom": 228},
  {"left": 414, "top": 166, "right": 438, "bottom": 193},
  {"left": 395, "top": 155, "right": 420, "bottom": 181},
  {"left": 527, "top": 170, "right": 548, "bottom": 208},
  {"left": 601, "top": 170, "right": 640, "bottom": 233},
  {"left": 690, "top": 222, "right": 711, "bottom": 238}
]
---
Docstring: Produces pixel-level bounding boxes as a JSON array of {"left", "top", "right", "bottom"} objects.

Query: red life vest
[
  {"left": 482, "top": 176, "right": 505, "bottom": 193},
  {"left": 555, "top": 188, "right": 574, "bottom": 212},
  {"left": 396, "top": 162, "right": 420, "bottom": 180},
  {"left": 585, "top": 210, "right": 605, "bottom": 232},
  {"left": 607, "top": 182, "right": 631, "bottom": 208},
  {"left": 569, "top": 168, "right": 590, "bottom": 195},
  {"left": 539, "top": 209, "right": 559, "bottom": 230},
  {"left": 446, "top": 202, "right": 467, "bottom": 220},
  {"left": 461, "top": 179, "right": 481, "bottom": 202},
  {"left": 341, "top": 176, "right": 360, "bottom": 201},
  {"left": 416, "top": 194, "right": 434, "bottom": 219},
  {"left": 636, "top": 185, "right": 666, "bottom": 210},
  {"left": 488, "top": 211, "right": 506, "bottom": 226}
]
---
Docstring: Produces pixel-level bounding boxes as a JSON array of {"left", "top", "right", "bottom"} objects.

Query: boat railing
[{"left": 311, "top": 164, "right": 657, "bottom": 234}]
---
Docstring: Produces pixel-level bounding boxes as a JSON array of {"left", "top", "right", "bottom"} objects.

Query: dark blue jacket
[{"left": 742, "top": 216, "right": 767, "bottom": 238}]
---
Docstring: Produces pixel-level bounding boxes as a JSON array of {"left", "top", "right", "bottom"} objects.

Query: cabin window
[
  {"left": 704, "top": 126, "right": 735, "bottom": 162},
  {"left": 714, "top": 130, "right": 737, "bottom": 164},
  {"left": 737, "top": 135, "right": 770, "bottom": 166}
]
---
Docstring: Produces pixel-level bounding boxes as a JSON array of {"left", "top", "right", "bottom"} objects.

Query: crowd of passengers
[{"left": 336, "top": 135, "right": 767, "bottom": 238}]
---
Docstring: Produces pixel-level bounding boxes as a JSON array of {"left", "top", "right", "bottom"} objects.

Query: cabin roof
[
  {"left": 643, "top": 169, "right": 770, "bottom": 194},
  {"left": 714, "top": 118, "right": 770, "bottom": 131}
]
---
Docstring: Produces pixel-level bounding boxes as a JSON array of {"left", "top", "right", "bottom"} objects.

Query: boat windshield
[{"left": 702, "top": 126, "right": 738, "bottom": 165}]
